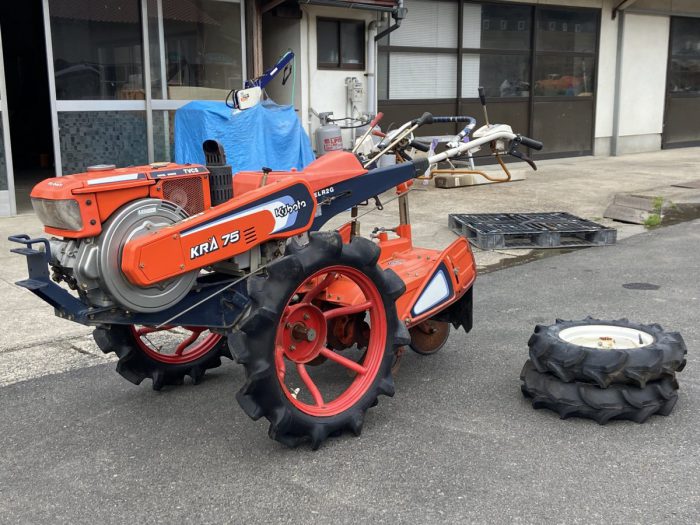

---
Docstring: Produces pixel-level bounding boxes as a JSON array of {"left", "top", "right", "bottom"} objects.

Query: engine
[
  {"left": 48, "top": 198, "right": 198, "bottom": 313},
  {"left": 31, "top": 158, "right": 234, "bottom": 313}
]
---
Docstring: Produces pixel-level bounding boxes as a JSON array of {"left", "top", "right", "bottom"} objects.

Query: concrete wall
[
  {"left": 632, "top": 0, "right": 700, "bottom": 14},
  {"left": 592, "top": 0, "right": 618, "bottom": 156},
  {"left": 299, "top": 5, "right": 380, "bottom": 150},
  {"left": 615, "top": 12, "right": 670, "bottom": 154}
]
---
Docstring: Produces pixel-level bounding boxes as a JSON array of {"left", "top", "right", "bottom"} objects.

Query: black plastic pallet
[{"left": 448, "top": 212, "right": 617, "bottom": 250}]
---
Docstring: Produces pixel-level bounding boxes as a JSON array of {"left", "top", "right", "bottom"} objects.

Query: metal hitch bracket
[{"left": 8, "top": 233, "right": 250, "bottom": 329}]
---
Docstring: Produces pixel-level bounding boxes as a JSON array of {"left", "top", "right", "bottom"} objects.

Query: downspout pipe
[
  {"left": 611, "top": 0, "right": 639, "bottom": 155},
  {"left": 611, "top": 9, "right": 625, "bottom": 156},
  {"left": 612, "top": 0, "right": 639, "bottom": 19},
  {"left": 367, "top": 20, "right": 377, "bottom": 116},
  {"left": 375, "top": 0, "right": 406, "bottom": 42}
]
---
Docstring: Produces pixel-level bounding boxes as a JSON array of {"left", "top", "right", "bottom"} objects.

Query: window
[
  {"left": 150, "top": 0, "right": 244, "bottom": 100},
  {"left": 534, "top": 56, "right": 595, "bottom": 97},
  {"left": 379, "top": 2, "right": 600, "bottom": 102},
  {"left": 463, "top": 3, "right": 532, "bottom": 99},
  {"left": 378, "top": 1, "right": 600, "bottom": 157},
  {"left": 477, "top": 4, "right": 531, "bottom": 51},
  {"left": 392, "top": 0, "right": 458, "bottom": 48},
  {"left": 390, "top": 53, "right": 457, "bottom": 99},
  {"left": 668, "top": 17, "right": 700, "bottom": 95},
  {"left": 664, "top": 17, "right": 700, "bottom": 147},
  {"left": 317, "top": 19, "right": 365, "bottom": 70},
  {"left": 50, "top": 0, "right": 144, "bottom": 100},
  {"left": 464, "top": 54, "right": 531, "bottom": 99},
  {"left": 535, "top": 8, "right": 598, "bottom": 53},
  {"left": 381, "top": 1, "right": 533, "bottom": 101},
  {"left": 534, "top": 7, "right": 598, "bottom": 98}
]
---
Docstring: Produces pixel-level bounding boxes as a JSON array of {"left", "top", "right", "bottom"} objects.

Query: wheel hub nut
[{"left": 292, "top": 323, "right": 317, "bottom": 342}]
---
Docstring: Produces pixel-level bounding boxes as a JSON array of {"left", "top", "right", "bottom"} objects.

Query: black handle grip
[
  {"left": 478, "top": 87, "right": 486, "bottom": 106},
  {"left": 409, "top": 140, "right": 430, "bottom": 152},
  {"left": 431, "top": 116, "right": 475, "bottom": 124},
  {"left": 413, "top": 112, "right": 433, "bottom": 126},
  {"left": 518, "top": 135, "right": 544, "bottom": 151}
]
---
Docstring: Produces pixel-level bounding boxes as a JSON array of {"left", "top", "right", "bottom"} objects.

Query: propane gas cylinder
[{"left": 315, "top": 112, "right": 343, "bottom": 156}]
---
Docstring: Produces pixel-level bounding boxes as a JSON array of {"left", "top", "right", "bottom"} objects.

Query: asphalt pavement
[{"left": 0, "top": 220, "right": 698, "bottom": 524}]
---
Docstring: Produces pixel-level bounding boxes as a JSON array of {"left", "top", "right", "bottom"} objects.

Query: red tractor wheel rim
[
  {"left": 130, "top": 326, "right": 222, "bottom": 364},
  {"left": 274, "top": 265, "right": 387, "bottom": 417}
]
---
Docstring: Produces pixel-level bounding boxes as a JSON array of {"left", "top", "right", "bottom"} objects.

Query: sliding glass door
[
  {"left": 44, "top": 0, "right": 245, "bottom": 176},
  {"left": 377, "top": 0, "right": 600, "bottom": 158},
  {"left": 663, "top": 16, "right": 700, "bottom": 149},
  {"left": 0, "top": 24, "right": 15, "bottom": 215}
]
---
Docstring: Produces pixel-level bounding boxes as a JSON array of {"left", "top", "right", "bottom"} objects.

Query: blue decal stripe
[{"left": 180, "top": 183, "right": 313, "bottom": 236}]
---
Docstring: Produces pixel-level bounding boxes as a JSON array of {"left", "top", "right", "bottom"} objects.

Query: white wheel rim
[{"left": 558, "top": 325, "right": 654, "bottom": 349}]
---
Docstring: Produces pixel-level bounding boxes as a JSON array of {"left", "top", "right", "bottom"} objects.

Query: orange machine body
[
  {"left": 29, "top": 151, "right": 475, "bottom": 330},
  {"left": 30, "top": 163, "right": 212, "bottom": 239},
  {"left": 232, "top": 151, "right": 367, "bottom": 196},
  {"left": 316, "top": 224, "right": 475, "bottom": 328},
  {"left": 121, "top": 177, "right": 317, "bottom": 286}
]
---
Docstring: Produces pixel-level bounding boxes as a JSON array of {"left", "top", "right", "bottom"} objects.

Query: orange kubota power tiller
[{"left": 9, "top": 112, "right": 541, "bottom": 448}]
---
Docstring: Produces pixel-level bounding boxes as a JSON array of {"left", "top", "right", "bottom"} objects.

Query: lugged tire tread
[
  {"left": 94, "top": 324, "right": 231, "bottom": 390},
  {"left": 520, "top": 360, "right": 679, "bottom": 424},
  {"left": 528, "top": 317, "right": 687, "bottom": 388},
  {"left": 229, "top": 231, "right": 404, "bottom": 449}
]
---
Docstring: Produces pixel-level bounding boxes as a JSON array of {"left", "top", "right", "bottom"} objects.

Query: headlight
[{"left": 31, "top": 198, "right": 83, "bottom": 231}]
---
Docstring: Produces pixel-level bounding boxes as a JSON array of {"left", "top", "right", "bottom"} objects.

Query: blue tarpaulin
[{"left": 174, "top": 100, "right": 315, "bottom": 173}]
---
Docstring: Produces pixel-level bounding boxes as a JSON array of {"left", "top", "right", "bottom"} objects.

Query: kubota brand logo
[{"left": 274, "top": 200, "right": 307, "bottom": 218}]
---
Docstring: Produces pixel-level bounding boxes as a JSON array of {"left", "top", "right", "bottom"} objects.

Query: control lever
[
  {"left": 478, "top": 87, "right": 490, "bottom": 126},
  {"left": 508, "top": 137, "right": 537, "bottom": 171}
]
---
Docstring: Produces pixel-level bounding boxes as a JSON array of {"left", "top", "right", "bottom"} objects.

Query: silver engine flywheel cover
[{"left": 98, "top": 198, "right": 197, "bottom": 313}]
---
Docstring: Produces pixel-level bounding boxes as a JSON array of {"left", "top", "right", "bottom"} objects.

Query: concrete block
[
  {"left": 604, "top": 204, "right": 653, "bottom": 224},
  {"left": 616, "top": 134, "right": 662, "bottom": 155},
  {"left": 0, "top": 191, "right": 11, "bottom": 217},
  {"left": 594, "top": 137, "right": 612, "bottom": 157},
  {"left": 612, "top": 194, "right": 658, "bottom": 212}
]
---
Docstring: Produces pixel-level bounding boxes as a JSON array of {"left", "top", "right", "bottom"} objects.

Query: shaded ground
[{"left": 1, "top": 220, "right": 697, "bottom": 524}]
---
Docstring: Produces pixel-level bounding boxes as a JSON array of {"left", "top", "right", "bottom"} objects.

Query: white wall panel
[
  {"left": 618, "top": 13, "right": 670, "bottom": 137},
  {"left": 593, "top": 0, "right": 618, "bottom": 140}
]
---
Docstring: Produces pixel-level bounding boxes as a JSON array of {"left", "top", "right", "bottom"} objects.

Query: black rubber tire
[
  {"left": 228, "top": 231, "right": 409, "bottom": 449},
  {"left": 528, "top": 317, "right": 687, "bottom": 388},
  {"left": 93, "top": 325, "right": 232, "bottom": 390},
  {"left": 520, "top": 360, "right": 679, "bottom": 424}
]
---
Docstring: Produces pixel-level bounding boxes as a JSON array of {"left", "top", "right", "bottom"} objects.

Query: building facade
[
  {"left": 377, "top": 0, "right": 700, "bottom": 158},
  {"left": 0, "top": 0, "right": 699, "bottom": 216}
]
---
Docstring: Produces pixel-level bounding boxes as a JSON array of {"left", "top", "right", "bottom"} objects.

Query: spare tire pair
[{"left": 520, "top": 317, "right": 687, "bottom": 424}]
